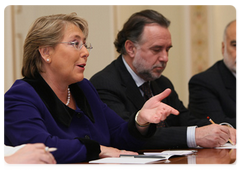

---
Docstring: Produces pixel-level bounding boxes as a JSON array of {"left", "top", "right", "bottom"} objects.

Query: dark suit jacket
[
  {"left": 90, "top": 56, "right": 210, "bottom": 149},
  {"left": 188, "top": 60, "right": 236, "bottom": 128}
]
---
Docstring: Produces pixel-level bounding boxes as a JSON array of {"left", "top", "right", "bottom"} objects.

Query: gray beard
[
  {"left": 138, "top": 70, "right": 159, "bottom": 81},
  {"left": 133, "top": 60, "right": 165, "bottom": 81}
]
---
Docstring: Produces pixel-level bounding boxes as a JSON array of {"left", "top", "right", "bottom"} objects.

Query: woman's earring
[{"left": 46, "top": 58, "right": 50, "bottom": 62}]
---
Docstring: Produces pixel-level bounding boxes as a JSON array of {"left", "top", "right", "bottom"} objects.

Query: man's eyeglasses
[{"left": 59, "top": 41, "right": 93, "bottom": 51}]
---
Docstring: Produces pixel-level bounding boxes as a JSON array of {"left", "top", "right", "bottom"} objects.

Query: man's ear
[
  {"left": 38, "top": 46, "right": 51, "bottom": 63},
  {"left": 125, "top": 40, "right": 137, "bottom": 58},
  {"left": 221, "top": 41, "right": 225, "bottom": 56}
]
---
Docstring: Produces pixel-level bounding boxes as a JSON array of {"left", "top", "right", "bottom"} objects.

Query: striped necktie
[{"left": 139, "top": 82, "right": 152, "bottom": 101}]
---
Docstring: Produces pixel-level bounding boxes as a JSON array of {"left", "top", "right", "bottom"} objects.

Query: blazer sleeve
[{"left": 4, "top": 81, "right": 100, "bottom": 163}]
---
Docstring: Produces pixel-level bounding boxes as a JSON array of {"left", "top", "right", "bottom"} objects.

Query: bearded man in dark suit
[
  {"left": 90, "top": 10, "right": 236, "bottom": 149},
  {"left": 188, "top": 20, "right": 236, "bottom": 128}
]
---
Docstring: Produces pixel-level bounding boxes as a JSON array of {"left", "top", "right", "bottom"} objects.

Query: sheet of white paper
[
  {"left": 144, "top": 150, "right": 196, "bottom": 159},
  {"left": 214, "top": 143, "right": 236, "bottom": 149},
  {"left": 89, "top": 157, "right": 164, "bottom": 164}
]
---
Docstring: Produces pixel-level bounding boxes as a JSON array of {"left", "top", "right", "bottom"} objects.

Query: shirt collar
[
  {"left": 232, "top": 72, "right": 236, "bottom": 77},
  {"left": 122, "top": 55, "right": 145, "bottom": 87}
]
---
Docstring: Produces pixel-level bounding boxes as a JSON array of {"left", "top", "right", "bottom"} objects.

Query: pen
[
  {"left": 45, "top": 147, "right": 57, "bottom": 152},
  {"left": 207, "top": 116, "right": 234, "bottom": 145}
]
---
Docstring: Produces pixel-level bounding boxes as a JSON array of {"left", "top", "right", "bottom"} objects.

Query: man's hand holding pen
[
  {"left": 195, "top": 124, "right": 236, "bottom": 148},
  {"left": 207, "top": 117, "right": 235, "bottom": 145},
  {"left": 228, "top": 126, "right": 236, "bottom": 145}
]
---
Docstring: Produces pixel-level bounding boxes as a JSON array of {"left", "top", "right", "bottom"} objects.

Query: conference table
[{"left": 84, "top": 148, "right": 236, "bottom": 164}]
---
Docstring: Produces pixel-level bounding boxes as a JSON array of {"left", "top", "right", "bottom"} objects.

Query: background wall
[{"left": 4, "top": 5, "right": 236, "bottom": 106}]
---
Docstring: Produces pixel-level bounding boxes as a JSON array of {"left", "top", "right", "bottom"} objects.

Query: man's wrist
[{"left": 135, "top": 110, "right": 150, "bottom": 127}]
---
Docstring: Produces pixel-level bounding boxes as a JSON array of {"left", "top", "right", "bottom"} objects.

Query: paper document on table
[
  {"left": 89, "top": 157, "right": 165, "bottom": 164},
  {"left": 144, "top": 150, "right": 196, "bottom": 159},
  {"left": 214, "top": 143, "right": 236, "bottom": 149}
]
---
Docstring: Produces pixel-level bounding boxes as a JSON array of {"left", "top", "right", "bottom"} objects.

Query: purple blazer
[{"left": 5, "top": 75, "right": 155, "bottom": 163}]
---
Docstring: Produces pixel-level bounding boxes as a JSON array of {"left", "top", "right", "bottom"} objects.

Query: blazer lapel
[
  {"left": 115, "top": 56, "right": 145, "bottom": 110},
  {"left": 150, "top": 80, "right": 169, "bottom": 103},
  {"left": 151, "top": 81, "right": 162, "bottom": 95}
]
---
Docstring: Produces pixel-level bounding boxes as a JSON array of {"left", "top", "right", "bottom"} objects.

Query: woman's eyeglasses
[{"left": 59, "top": 41, "right": 93, "bottom": 51}]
